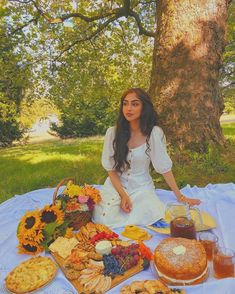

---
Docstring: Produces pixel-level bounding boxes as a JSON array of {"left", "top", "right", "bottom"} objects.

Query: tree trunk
[{"left": 149, "top": 0, "right": 228, "bottom": 151}]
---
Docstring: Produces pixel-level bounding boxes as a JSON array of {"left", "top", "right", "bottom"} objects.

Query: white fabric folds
[{"left": 93, "top": 126, "right": 172, "bottom": 228}]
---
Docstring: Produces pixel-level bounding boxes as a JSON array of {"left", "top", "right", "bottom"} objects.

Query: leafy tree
[
  {"left": 6, "top": 0, "right": 232, "bottom": 150},
  {"left": 220, "top": 0, "right": 235, "bottom": 113},
  {"left": 0, "top": 6, "right": 31, "bottom": 146}
]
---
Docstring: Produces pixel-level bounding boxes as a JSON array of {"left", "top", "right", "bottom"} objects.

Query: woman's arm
[
  {"left": 162, "top": 170, "right": 201, "bottom": 206},
  {"left": 108, "top": 171, "right": 132, "bottom": 213}
]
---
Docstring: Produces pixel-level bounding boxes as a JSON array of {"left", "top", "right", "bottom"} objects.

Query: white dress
[{"left": 93, "top": 126, "right": 173, "bottom": 228}]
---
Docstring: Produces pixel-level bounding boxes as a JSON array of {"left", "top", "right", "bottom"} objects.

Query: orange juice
[
  {"left": 213, "top": 252, "right": 234, "bottom": 279},
  {"left": 200, "top": 239, "right": 216, "bottom": 261}
]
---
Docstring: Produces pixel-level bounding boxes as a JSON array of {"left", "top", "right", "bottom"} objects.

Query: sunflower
[
  {"left": 40, "top": 204, "right": 64, "bottom": 225},
  {"left": 82, "top": 184, "right": 101, "bottom": 204},
  {"left": 18, "top": 210, "right": 42, "bottom": 237},
  {"left": 18, "top": 240, "right": 44, "bottom": 255},
  {"left": 18, "top": 228, "right": 45, "bottom": 244}
]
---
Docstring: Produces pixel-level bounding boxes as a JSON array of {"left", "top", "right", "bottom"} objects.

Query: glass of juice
[
  {"left": 198, "top": 231, "right": 218, "bottom": 261},
  {"left": 213, "top": 246, "right": 234, "bottom": 279}
]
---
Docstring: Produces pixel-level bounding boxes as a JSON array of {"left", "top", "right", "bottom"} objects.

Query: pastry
[
  {"left": 120, "top": 280, "right": 186, "bottom": 293},
  {"left": 130, "top": 280, "right": 146, "bottom": 292},
  {"left": 5, "top": 256, "right": 57, "bottom": 294},
  {"left": 144, "top": 280, "right": 169, "bottom": 293},
  {"left": 120, "top": 285, "right": 132, "bottom": 293},
  {"left": 154, "top": 237, "right": 208, "bottom": 285}
]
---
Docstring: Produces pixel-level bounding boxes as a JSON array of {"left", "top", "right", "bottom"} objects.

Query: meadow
[{"left": 0, "top": 123, "right": 234, "bottom": 204}]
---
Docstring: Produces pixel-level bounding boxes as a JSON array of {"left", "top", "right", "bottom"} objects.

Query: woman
[{"left": 93, "top": 88, "right": 201, "bottom": 228}]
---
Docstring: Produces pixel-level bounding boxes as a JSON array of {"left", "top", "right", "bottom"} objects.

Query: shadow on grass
[
  {"left": 0, "top": 141, "right": 107, "bottom": 203},
  {"left": 0, "top": 139, "right": 103, "bottom": 158}
]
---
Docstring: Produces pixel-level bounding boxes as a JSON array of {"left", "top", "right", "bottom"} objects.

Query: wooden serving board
[{"left": 51, "top": 252, "right": 146, "bottom": 293}]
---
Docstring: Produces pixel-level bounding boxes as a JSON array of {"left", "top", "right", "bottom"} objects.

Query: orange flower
[
  {"left": 138, "top": 241, "right": 154, "bottom": 261},
  {"left": 64, "top": 227, "right": 74, "bottom": 238},
  {"left": 82, "top": 184, "right": 101, "bottom": 204}
]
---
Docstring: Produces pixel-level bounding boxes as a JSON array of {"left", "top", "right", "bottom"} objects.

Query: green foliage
[
  {"left": 0, "top": 16, "right": 31, "bottom": 146},
  {"left": 0, "top": 94, "right": 24, "bottom": 147},
  {"left": 221, "top": 1, "right": 235, "bottom": 110},
  {"left": 4, "top": 0, "right": 234, "bottom": 144},
  {"left": 5, "top": 1, "right": 154, "bottom": 138},
  {"left": 20, "top": 98, "right": 59, "bottom": 129},
  {"left": 51, "top": 96, "right": 115, "bottom": 137},
  {"left": 224, "top": 101, "right": 235, "bottom": 114},
  {"left": 41, "top": 221, "right": 69, "bottom": 251}
]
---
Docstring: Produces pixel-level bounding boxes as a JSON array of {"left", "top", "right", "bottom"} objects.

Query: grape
[
  {"left": 103, "top": 254, "right": 124, "bottom": 277},
  {"left": 107, "top": 243, "right": 141, "bottom": 274},
  {"left": 134, "top": 254, "right": 140, "bottom": 262}
]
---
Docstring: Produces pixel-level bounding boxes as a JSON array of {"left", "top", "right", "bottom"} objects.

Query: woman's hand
[
  {"left": 178, "top": 194, "right": 201, "bottom": 206},
  {"left": 120, "top": 194, "right": 132, "bottom": 213}
]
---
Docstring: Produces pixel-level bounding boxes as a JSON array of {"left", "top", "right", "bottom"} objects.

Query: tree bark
[{"left": 149, "top": 0, "right": 228, "bottom": 151}]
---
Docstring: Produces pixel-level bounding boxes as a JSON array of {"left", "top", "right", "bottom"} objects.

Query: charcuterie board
[
  {"left": 51, "top": 252, "right": 147, "bottom": 293},
  {"left": 48, "top": 222, "right": 151, "bottom": 293}
]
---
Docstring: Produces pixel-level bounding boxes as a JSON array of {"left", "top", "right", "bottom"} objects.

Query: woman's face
[{"left": 122, "top": 92, "right": 143, "bottom": 122}]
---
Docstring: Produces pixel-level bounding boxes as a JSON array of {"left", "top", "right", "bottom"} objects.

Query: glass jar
[{"left": 166, "top": 202, "right": 202, "bottom": 240}]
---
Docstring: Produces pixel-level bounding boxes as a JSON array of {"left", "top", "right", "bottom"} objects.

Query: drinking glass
[
  {"left": 213, "top": 246, "right": 235, "bottom": 279},
  {"left": 198, "top": 231, "right": 218, "bottom": 261}
]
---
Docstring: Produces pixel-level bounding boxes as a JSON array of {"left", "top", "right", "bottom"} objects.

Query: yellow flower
[
  {"left": 82, "top": 184, "right": 101, "bottom": 203},
  {"left": 18, "top": 210, "right": 43, "bottom": 237},
  {"left": 64, "top": 227, "right": 74, "bottom": 238},
  {"left": 18, "top": 229, "right": 44, "bottom": 244},
  {"left": 18, "top": 241, "right": 44, "bottom": 255},
  {"left": 40, "top": 204, "right": 64, "bottom": 225},
  {"left": 64, "top": 183, "right": 83, "bottom": 198}
]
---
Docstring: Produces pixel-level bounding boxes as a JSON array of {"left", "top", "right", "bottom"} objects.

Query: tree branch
[
  {"left": 129, "top": 9, "right": 155, "bottom": 37},
  {"left": 31, "top": 0, "right": 51, "bottom": 21},
  {"left": 56, "top": 9, "right": 121, "bottom": 24},
  {"left": 9, "top": 0, "right": 32, "bottom": 3},
  {"left": 9, "top": 0, "right": 155, "bottom": 37},
  {"left": 222, "top": 81, "right": 235, "bottom": 89},
  {"left": 9, "top": 17, "right": 39, "bottom": 35},
  {"left": 138, "top": 0, "right": 157, "bottom": 5},
  {"left": 53, "top": 15, "right": 118, "bottom": 62}
]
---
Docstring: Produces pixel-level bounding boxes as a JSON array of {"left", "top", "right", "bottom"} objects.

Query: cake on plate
[{"left": 154, "top": 237, "right": 208, "bottom": 285}]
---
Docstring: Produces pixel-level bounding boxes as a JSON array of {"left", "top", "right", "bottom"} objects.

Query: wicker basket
[{"left": 53, "top": 178, "right": 92, "bottom": 230}]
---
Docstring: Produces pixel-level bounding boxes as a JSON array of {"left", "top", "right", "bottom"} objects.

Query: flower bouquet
[
  {"left": 17, "top": 204, "right": 72, "bottom": 255},
  {"left": 53, "top": 178, "right": 101, "bottom": 230}
]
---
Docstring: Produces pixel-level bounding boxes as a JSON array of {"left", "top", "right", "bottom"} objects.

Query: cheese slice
[{"left": 49, "top": 237, "right": 78, "bottom": 259}]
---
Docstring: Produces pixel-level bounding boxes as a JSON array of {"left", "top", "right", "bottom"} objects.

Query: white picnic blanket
[{"left": 0, "top": 183, "right": 235, "bottom": 294}]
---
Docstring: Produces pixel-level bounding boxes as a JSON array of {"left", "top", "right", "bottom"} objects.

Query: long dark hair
[{"left": 113, "top": 88, "right": 159, "bottom": 172}]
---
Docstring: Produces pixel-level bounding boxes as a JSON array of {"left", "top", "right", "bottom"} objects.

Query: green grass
[
  {"left": 222, "top": 122, "right": 235, "bottom": 138},
  {"left": 152, "top": 123, "right": 235, "bottom": 189},
  {"left": 0, "top": 124, "right": 234, "bottom": 204},
  {"left": 0, "top": 137, "right": 107, "bottom": 203}
]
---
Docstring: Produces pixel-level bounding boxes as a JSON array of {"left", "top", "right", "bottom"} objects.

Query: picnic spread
[{"left": 0, "top": 182, "right": 235, "bottom": 294}]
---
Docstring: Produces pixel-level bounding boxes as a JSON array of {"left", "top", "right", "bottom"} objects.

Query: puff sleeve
[
  {"left": 149, "top": 126, "right": 172, "bottom": 174},
  {"left": 101, "top": 127, "right": 116, "bottom": 171}
]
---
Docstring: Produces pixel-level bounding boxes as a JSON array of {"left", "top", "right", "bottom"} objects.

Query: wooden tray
[{"left": 51, "top": 252, "right": 146, "bottom": 293}]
